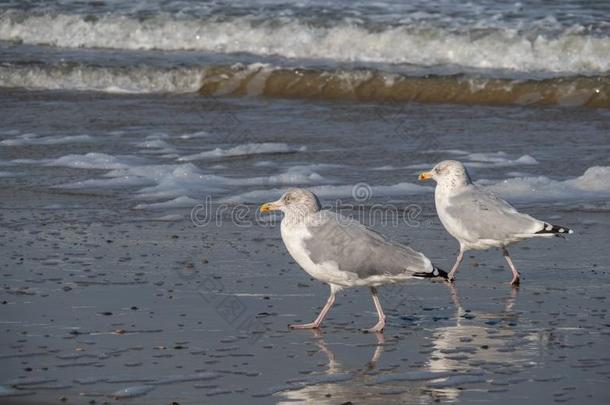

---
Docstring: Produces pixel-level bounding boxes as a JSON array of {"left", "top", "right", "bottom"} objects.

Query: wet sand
[{"left": 1, "top": 185, "right": 609, "bottom": 404}]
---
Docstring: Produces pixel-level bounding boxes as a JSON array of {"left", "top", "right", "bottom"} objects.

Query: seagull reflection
[
  {"left": 427, "top": 283, "right": 534, "bottom": 372},
  {"left": 276, "top": 331, "right": 388, "bottom": 404},
  {"left": 310, "top": 329, "right": 385, "bottom": 374},
  {"left": 348, "top": 284, "right": 539, "bottom": 402},
  {"left": 274, "top": 285, "right": 541, "bottom": 404}
]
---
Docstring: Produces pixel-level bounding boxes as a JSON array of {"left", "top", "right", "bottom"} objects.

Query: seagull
[
  {"left": 260, "top": 188, "right": 447, "bottom": 333},
  {"left": 418, "top": 160, "right": 573, "bottom": 286}
]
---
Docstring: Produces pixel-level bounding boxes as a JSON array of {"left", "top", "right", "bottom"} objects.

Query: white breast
[
  {"left": 280, "top": 220, "right": 351, "bottom": 286},
  {"left": 435, "top": 185, "right": 470, "bottom": 246}
]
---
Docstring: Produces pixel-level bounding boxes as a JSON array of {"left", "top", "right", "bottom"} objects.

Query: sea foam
[
  {"left": 0, "top": 133, "right": 94, "bottom": 146},
  {"left": 177, "top": 143, "right": 306, "bottom": 161},
  {"left": 481, "top": 166, "right": 610, "bottom": 203},
  {"left": 40, "top": 153, "right": 331, "bottom": 207}
]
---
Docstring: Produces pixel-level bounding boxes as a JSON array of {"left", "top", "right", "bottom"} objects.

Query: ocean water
[{"left": 0, "top": 0, "right": 609, "bottom": 105}]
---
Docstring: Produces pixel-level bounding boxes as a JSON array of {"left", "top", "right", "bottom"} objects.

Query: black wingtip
[
  {"left": 535, "top": 223, "right": 574, "bottom": 236},
  {"left": 413, "top": 266, "right": 448, "bottom": 280}
]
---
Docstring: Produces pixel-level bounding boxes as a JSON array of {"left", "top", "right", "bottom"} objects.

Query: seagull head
[
  {"left": 418, "top": 160, "right": 472, "bottom": 188},
  {"left": 260, "top": 188, "right": 321, "bottom": 217}
]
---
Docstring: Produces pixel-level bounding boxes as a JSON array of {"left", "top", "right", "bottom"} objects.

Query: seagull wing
[
  {"left": 303, "top": 210, "right": 440, "bottom": 279},
  {"left": 444, "top": 185, "right": 544, "bottom": 245}
]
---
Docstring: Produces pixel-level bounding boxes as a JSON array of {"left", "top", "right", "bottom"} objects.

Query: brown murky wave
[{"left": 199, "top": 64, "right": 610, "bottom": 108}]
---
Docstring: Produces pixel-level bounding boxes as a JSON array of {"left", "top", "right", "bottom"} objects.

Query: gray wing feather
[
  {"left": 446, "top": 185, "right": 542, "bottom": 242},
  {"left": 303, "top": 210, "right": 432, "bottom": 279}
]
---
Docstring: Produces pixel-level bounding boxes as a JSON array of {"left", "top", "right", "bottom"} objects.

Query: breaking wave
[
  {"left": 1, "top": 11, "right": 609, "bottom": 74},
  {"left": 2, "top": 62, "right": 608, "bottom": 108}
]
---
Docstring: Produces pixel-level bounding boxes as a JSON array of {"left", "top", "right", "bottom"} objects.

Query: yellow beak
[
  {"left": 418, "top": 171, "right": 433, "bottom": 181},
  {"left": 260, "top": 202, "right": 280, "bottom": 213}
]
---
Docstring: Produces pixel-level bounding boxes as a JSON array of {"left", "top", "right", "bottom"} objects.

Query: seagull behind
[{"left": 419, "top": 160, "right": 573, "bottom": 286}]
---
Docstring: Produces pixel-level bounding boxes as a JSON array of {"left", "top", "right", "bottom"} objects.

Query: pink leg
[
  {"left": 448, "top": 247, "right": 465, "bottom": 282},
  {"left": 365, "top": 287, "right": 386, "bottom": 333},
  {"left": 502, "top": 247, "right": 520, "bottom": 286},
  {"left": 289, "top": 287, "right": 336, "bottom": 329},
  {"left": 367, "top": 333, "right": 385, "bottom": 369}
]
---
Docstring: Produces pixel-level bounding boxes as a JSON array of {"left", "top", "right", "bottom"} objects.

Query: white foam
[
  {"left": 481, "top": 166, "right": 610, "bottom": 203},
  {"left": 133, "top": 164, "right": 329, "bottom": 201},
  {"left": 464, "top": 152, "right": 539, "bottom": 167},
  {"left": 225, "top": 165, "right": 610, "bottom": 205},
  {"left": 409, "top": 151, "right": 539, "bottom": 169},
  {"left": 134, "top": 196, "right": 199, "bottom": 210},
  {"left": 177, "top": 143, "right": 306, "bottom": 161},
  {"left": 0, "top": 133, "right": 94, "bottom": 146},
  {"left": 59, "top": 163, "right": 228, "bottom": 197},
  {"left": 58, "top": 175, "right": 153, "bottom": 190},
  {"left": 137, "top": 140, "right": 171, "bottom": 149},
  {"left": 178, "top": 131, "right": 209, "bottom": 139},
  {"left": 1, "top": 12, "right": 608, "bottom": 73},
  {"left": 136, "top": 135, "right": 177, "bottom": 154},
  {"left": 46, "top": 153, "right": 149, "bottom": 170},
  {"left": 43, "top": 153, "right": 330, "bottom": 209},
  {"left": 0, "top": 63, "right": 202, "bottom": 94},
  {"left": 223, "top": 182, "right": 430, "bottom": 203}
]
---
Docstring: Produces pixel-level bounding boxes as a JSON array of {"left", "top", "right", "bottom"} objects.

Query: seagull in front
[
  {"left": 418, "top": 160, "right": 573, "bottom": 286},
  {"left": 260, "top": 188, "right": 447, "bottom": 333}
]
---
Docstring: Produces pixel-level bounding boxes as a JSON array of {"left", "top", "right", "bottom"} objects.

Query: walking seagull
[
  {"left": 418, "top": 160, "right": 573, "bottom": 286},
  {"left": 260, "top": 188, "right": 447, "bottom": 333}
]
